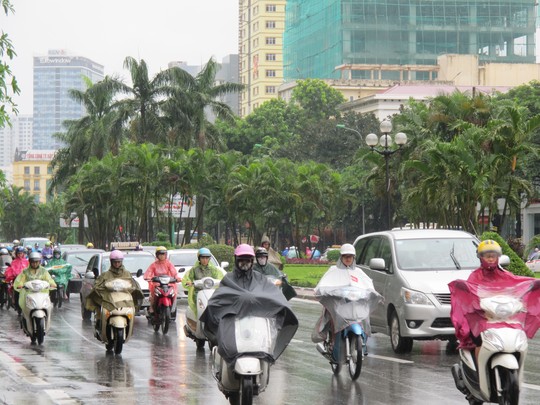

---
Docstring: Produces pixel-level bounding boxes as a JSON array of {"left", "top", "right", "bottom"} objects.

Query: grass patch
[{"left": 284, "top": 264, "right": 329, "bottom": 288}]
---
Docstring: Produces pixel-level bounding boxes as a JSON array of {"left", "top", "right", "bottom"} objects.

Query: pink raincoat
[
  {"left": 5, "top": 257, "right": 29, "bottom": 283},
  {"left": 449, "top": 265, "right": 540, "bottom": 349}
]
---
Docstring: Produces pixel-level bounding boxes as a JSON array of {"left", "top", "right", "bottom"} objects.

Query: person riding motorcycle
[
  {"left": 143, "top": 246, "right": 180, "bottom": 320},
  {"left": 450, "top": 239, "right": 538, "bottom": 352},
  {"left": 5, "top": 247, "right": 29, "bottom": 314},
  {"left": 45, "top": 248, "right": 72, "bottom": 298},
  {"left": 41, "top": 241, "right": 54, "bottom": 259},
  {"left": 312, "top": 243, "right": 380, "bottom": 354},
  {"left": 0, "top": 247, "right": 12, "bottom": 267},
  {"left": 14, "top": 252, "right": 57, "bottom": 310},
  {"left": 253, "top": 247, "right": 282, "bottom": 281},
  {"left": 260, "top": 235, "right": 283, "bottom": 270},
  {"left": 87, "top": 242, "right": 94, "bottom": 249},
  {"left": 85, "top": 250, "right": 143, "bottom": 321},
  {"left": 182, "top": 247, "right": 223, "bottom": 316}
]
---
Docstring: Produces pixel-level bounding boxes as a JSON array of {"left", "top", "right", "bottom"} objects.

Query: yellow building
[
  {"left": 239, "top": 0, "right": 286, "bottom": 117},
  {"left": 12, "top": 150, "right": 55, "bottom": 203}
]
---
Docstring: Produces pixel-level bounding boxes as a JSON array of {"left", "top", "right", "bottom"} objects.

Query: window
[
  {"left": 34, "top": 166, "right": 40, "bottom": 175},
  {"left": 47, "top": 166, "right": 53, "bottom": 174},
  {"left": 253, "top": 5, "right": 258, "bottom": 15},
  {"left": 266, "top": 53, "right": 276, "bottom": 61},
  {"left": 266, "top": 21, "right": 276, "bottom": 29},
  {"left": 266, "top": 4, "right": 276, "bottom": 12},
  {"left": 266, "top": 37, "right": 276, "bottom": 45},
  {"left": 24, "top": 180, "right": 30, "bottom": 191},
  {"left": 253, "top": 22, "right": 259, "bottom": 32},
  {"left": 253, "top": 38, "right": 259, "bottom": 48},
  {"left": 265, "top": 86, "right": 276, "bottom": 94},
  {"left": 34, "top": 180, "right": 40, "bottom": 191},
  {"left": 253, "top": 87, "right": 259, "bottom": 96},
  {"left": 24, "top": 166, "right": 30, "bottom": 175},
  {"left": 266, "top": 69, "right": 276, "bottom": 77}
]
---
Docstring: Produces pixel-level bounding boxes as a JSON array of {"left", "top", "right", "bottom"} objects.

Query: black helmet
[
  {"left": 255, "top": 247, "right": 269, "bottom": 257},
  {"left": 53, "top": 247, "right": 62, "bottom": 256}
]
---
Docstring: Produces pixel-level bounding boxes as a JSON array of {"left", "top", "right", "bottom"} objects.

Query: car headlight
[{"left": 401, "top": 288, "right": 434, "bottom": 306}]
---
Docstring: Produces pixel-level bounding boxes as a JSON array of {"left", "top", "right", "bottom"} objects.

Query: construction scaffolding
[{"left": 284, "top": 0, "right": 537, "bottom": 81}]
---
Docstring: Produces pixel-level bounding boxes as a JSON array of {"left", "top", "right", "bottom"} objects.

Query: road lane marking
[
  {"left": 0, "top": 350, "right": 48, "bottom": 385},
  {"left": 58, "top": 313, "right": 104, "bottom": 350},
  {"left": 523, "top": 383, "right": 540, "bottom": 391}
]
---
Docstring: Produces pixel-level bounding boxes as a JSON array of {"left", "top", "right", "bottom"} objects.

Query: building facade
[
  {"left": 0, "top": 115, "right": 33, "bottom": 180},
  {"left": 33, "top": 49, "right": 104, "bottom": 150},
  {"left": 239, "top": 0, "right": 286, "bottom": 117},
  {"left": 283, "top": 0, "right": 536, "bottom": 81},
  {"left": 12, "top": 150, "right": 56, "bottom": 203},
  {"left": 215, "top": 54, "right": 240, "bottom": 118}
]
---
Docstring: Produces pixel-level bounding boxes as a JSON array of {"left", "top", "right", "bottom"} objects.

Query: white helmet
[{"left": 340, "top": 243, "right": 355, "bottom": 256}]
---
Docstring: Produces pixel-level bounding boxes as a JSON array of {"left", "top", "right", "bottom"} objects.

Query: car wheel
[{"left": 390, "top": 311, "right": 413, "bottom": 354}]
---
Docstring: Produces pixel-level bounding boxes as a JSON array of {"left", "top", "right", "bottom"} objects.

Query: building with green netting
[{"left": 283, "top": 0, "right": 537, "bottom": 81}]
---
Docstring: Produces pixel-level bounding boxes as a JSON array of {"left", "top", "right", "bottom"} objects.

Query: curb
[{"left": 292, "top": 287, "right": 317, "bottom": 301}]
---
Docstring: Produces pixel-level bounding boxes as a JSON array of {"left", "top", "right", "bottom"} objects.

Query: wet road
[{"left": 0, "top": 297, "right": 539, "bottom": 404}]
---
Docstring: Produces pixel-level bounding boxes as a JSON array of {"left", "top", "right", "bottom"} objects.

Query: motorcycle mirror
[
  {"left": 221, "top": 261, "right": 229, "bottom": 269},
  {"left": 499, "top": 254, "right": 510, "bottom": 268},
  {"left": 136, "top": 269, "right": 143, "bottom": 277}
]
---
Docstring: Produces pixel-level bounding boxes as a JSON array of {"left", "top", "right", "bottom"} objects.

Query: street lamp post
[{"left": 365, "top": 120, "right": 408, "bottom": 229}]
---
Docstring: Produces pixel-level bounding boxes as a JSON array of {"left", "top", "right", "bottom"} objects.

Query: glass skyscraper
[
  {"left": 283, "top": 0, "right": 537, "bottom": 81},
  {"left": 33, "top": 49, "right": 104, "bottom": 150}
]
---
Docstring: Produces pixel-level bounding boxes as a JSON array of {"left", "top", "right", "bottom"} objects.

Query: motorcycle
[
  {"left": 148, "top": 275, "right": 178, "bottom": 334},
  {"left": 94, "top": 278, "right": 137, "bottom": 355},
  {"left": 314, "top": 285, "right": 381, "bottom": 380},
  {"left": 184, "top": 276, "right": 220, "bottom": 349},
  {"left": 46, "top": 263, "right": 72, "bottom": 308},
  {"left": 19, "top": 279, "right": 53, "bottom": 345},
  {"left": 201, "top": 278, "right": 298, "bottom": 405},
  {"left": 0, "top": 264, "right": 8, "bottom": 309},
  {"left": 450, "top": 278, "right": 540, "bottom": 405}
]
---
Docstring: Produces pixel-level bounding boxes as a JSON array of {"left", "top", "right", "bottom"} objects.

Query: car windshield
[
  {"left": 168, "top": 251, "right": 219, "bottom": 267},
  {"left": 66, "top": 252, "right": 95, "bottom": 266},
  {"left": 395, "top": 238, "right": 479, "bottom": 271}
]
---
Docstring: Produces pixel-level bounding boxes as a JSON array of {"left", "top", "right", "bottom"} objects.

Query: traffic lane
[{"left": 0, "top": 297, "right": 539, "bottom": 404}]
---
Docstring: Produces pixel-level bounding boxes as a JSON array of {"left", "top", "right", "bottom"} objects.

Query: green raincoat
[{"left": 45, "top": 258, "right": 72, "bottom": 286}]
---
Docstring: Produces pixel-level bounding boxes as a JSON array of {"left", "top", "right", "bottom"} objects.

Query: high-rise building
[
  {"left": 239, "top": 0, "right": 286, "bottom": 117},
  {"left": 33, "top": 49, "right": 104, "bottom": 150},
  {"left": 284, "top": 0, "right": 537, "bottom": 81},
  {"left": 168, "top": 61, "right": 201, "bottom": 77},
  {"left": 215, "top": 54, "right": 240, "bottom": 117},
  {"left": 0, "top": 114, "right": 33, "bottom": 181}
]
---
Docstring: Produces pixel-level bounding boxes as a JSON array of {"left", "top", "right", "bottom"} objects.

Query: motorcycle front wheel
[
  {"left": 162, "top": 306, "right": 171, "bottom": 335},
  {"left": 330, "top": 334, "right": 347, "bottom": 375},
  {"left": 113, "top": 327, "right": 124, "bottom": 355},
  {"left": 496, "top": 367, "right": 519, "bottom": 405},
  {"left": 35, "top": 317, "right": 45, "bottom": 345},
  {"left": 240, "top": 375, "right": 254, "bottom": 405},
  {"left": 348, "top": 334, "right": 363, "bottom": 380}
]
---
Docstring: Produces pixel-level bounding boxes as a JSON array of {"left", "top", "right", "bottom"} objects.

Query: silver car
[{"left": 353, "top": 229, "right": 479, "bottom": 353}]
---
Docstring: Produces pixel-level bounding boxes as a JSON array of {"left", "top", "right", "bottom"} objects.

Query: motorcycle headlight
[
  {"left": 401, "top": 288, "right": 433, "bottom": 306},
  {"left": 514, "top": 330, "right": 528, "bottom": 352},
  {"left": 42, "top": 298, "right": 52, "bottom": 309},
  {"left": 481, "top": 330, "right": 505, "bottom": 352},
  {"left": 26, "top": 296, "right": 38, "bottom": 309},
  {"left": 203, "top": 279, "right": 215, "bottom": 289}
]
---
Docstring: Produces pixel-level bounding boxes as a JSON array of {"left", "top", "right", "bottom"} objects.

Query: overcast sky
[{"left": 1, "top": 0, "right": 239, "bottom": 115}]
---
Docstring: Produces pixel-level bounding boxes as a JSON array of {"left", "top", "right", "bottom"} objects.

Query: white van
[{"left": 353, "top": 229, "right": 480, "bottom": 353}]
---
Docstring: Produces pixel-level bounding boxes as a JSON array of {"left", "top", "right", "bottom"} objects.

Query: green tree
[
  {"left": 0, "top": 0, "right": 19, "bottom": 127},
  {"left": 291, "top": 78, "right": 345, "bottom": 120}
]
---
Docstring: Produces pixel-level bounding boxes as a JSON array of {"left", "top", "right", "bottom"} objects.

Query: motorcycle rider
[
  {"left": 41, "top": 241, "right": 54, "bottom": 257},
  {"left": 144, "top": 246, "right": 180, "bottom": 321},
  {"left": 85, "top": 250, "right": 143, "bottom": 327},
  {"left": 87, "top": 242, "right": 94, "bottom": 249},
  {"left": 46, "top": 248, "right": 72, "bottom": 300},
  {"left": 312, "top": 243, "right": 379, "bottom": 355},
  {"left": 253, "top": 247, "right": 282, "bottom": 282},
  {"left": 261, "top": 235, "right": 283, "bottom": 270},
  {"left": 182, "top": 247, "right": 223, "bottom": 315},
  {"left": 14, "top": 252, "right": 57, "bottom": 310},
  {"left": 0, "top": 247, "right": 12, "bottom": 267},
  {"left": 5, "top": 246, "right": 29, "bottom": 313},
  {"left": 451, "top": 239, "right": 537, "bottom": 353}
]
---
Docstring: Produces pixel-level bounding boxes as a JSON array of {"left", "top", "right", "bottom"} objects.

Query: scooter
[
  {"left": 450, "top": 280, "right": 540, "bottom": 405},
  {"left": 47, "top": 263, "right": 71, "bottom": 308},
  {"left": 184, "top": 277, "right": 220, "bottom": 349},
  {"left": 0, "top": 265, "right": 8, "bottom": 309},
  {"left": 19, "top": 279, "right": 53, "bottom": 345},
  {"left": 94, "top": 278, "right": 136, "bottom": 355},
  {"left": 314, "top": 285, "right": 377, "bottom": 380},
  {"left": 148, "top": 275, "right": 178, "bottom": 335}
]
